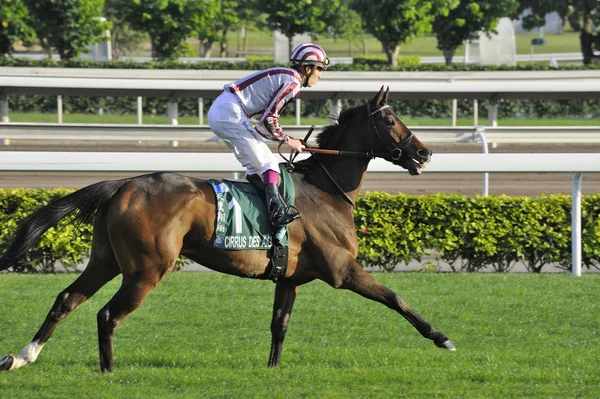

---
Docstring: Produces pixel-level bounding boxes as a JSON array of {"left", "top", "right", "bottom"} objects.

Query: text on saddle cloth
[{"left": 207, "top": 165, "right": 295, "bottom": 250}]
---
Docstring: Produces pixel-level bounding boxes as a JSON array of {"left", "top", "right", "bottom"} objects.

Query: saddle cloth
[{"left": 207, "top": 165, "right": 295, "bottom": 250}]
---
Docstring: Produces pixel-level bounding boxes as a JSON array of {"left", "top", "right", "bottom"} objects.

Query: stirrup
[{"left": 270, "top": 211, "right": 301, "bottom": 227}]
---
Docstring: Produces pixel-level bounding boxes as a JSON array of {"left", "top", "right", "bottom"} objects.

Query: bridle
[
  {"left": 283, "top": 101, "right": 416, "bottom": 207},
  {"left": 366, "top": 102, "right": 414, "bottom": 162}
]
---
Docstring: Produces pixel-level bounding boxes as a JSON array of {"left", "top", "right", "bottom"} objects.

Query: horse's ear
[
  {"left": 374, "top": 86, "right": 385, "bottom": 105},
  {"left": 384, "top": 86, "right": 390, "bottom": 103}
]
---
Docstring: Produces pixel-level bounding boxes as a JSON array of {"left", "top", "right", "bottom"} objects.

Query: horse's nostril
[{"left": 417, "top": 148, "right": 432, "bottom": 160}]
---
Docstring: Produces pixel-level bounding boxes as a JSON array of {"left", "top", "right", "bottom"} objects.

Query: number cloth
[{"left": 207, "top": 165, "right": 295, "bottom": 250}]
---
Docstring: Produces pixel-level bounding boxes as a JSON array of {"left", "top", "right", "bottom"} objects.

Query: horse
[{"left": 0, "top": 87, "right": 454, "bottom": 373}]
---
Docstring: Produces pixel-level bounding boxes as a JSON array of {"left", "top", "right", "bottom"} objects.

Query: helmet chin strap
[
  {"left": 302, "top": 66, "right": 315, "bottom": 87},
  {"left": 292, "top": 64, "right": 315, "bottom": 87}
]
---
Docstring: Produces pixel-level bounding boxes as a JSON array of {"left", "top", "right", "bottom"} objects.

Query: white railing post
[
  {"left": 168, "top": 100, "right": 179, "bottom": 147},
  {"left": 488, "top": 100, "right": 498, "bottom": 127},
  {"left": 1, "top": 94, "right": 9, "bottom": 145},
  {"left": 329, "top": 99, "right": 342, "bottom": 124},
  {"left": 198, "top": 98, "right": 204, "bottom": 125},
  {"left": 295, "top": 98, "right": 301, "bottom": 126},
  {"left": 137, "top": 96, "right": 143, "bottom": 125},
  {"left": 0, "top": 94, "right": 9, "bottom": 123},
  {"left": 451, "top": 99, "right": 457, "bottom": 127},
  {"left": 57, "top": 95, "right": 63, "bottom": 123},
  {"left": 572, "top": 172, "right": 583, "bottom": 276},
  {"left": 476, "top": 126, "right": 489, "bottom": 197}
]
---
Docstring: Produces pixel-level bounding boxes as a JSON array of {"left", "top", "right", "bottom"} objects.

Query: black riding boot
[{"left": 264, "top": 183, "right": 300, "bottom": 227}]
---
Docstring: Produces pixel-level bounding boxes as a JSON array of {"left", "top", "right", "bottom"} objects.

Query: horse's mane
[
  {"left": 293, "top": 105, "right": 361, "bottom": 171},
  {"left": 315, "top": 106, "right": 361, "bottom": 149}
]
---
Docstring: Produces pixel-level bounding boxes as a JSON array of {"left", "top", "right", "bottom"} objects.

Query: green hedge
[
  {"left": 355, "top": 193, "right": 600, "bottom": 273},
  {"left": 2, "top": 189, "right": 599, "bottom": 273},
  {"left": 3, "top": 57, "right": 600, "bottom": 119},
  {"left": 0, "top": 188, "right": 93, "bottom": 273}
]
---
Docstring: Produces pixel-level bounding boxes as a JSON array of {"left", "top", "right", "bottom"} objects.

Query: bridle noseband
[{"left": 366, "top": 102, "right": 414, "bottom": 162}]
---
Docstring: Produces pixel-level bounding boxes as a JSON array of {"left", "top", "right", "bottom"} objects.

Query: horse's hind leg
[
  {"left": 268, "top": 283, "right": 299, "bottom": 367},
  {"left": 97, "top": 272, "right": 161, "bottom": 372},
  {"left": 0, "top": 258, "right": 119, "bottom": 371},
  {"left": 334, "top": 259, "right": 455, "bottom": 351}
]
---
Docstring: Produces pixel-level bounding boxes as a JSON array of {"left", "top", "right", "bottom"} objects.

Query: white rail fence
[
  {"left": 1, "top": 151, "right": 598, "bottom": 276},
  {"left": 2, "top": 68, "right": 600, "bottom": 126},
  {"left": 2, "top": 123, "right": 600, "bottom": 146}
]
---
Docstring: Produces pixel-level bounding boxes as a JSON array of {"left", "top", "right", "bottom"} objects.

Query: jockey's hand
[{"left": 286, "top": 137, "right": 305, "bottom": 152}]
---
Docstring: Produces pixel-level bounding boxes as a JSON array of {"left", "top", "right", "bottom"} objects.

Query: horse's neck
[{"left": 303, "top": 155, "right": 370, "bottom": 205}]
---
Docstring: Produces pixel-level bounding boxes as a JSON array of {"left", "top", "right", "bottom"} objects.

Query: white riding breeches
[{"left": 208, "top": 91, "right": 281, "bottom": 176}]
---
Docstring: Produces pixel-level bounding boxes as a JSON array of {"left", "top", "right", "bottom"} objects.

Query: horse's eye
[{"left": 386, "top": 119, "right": 395, "bottom": 126}]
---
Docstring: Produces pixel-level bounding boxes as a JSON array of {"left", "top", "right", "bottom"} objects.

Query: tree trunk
[
  {"left": 580, "top": 30, "right": 594, "bottom": 65},
  {"left": 382, "top": 41, "right": 400, "bottom": 67},
  {"left": 219, "top": 28, "right": 228, "bottom": 57},
  {"left": 443, "top": 47, "right": 457, "bottom": 66},
  {"left": 288, "top": 34, "right": 294, "bottom": 59},
  {"left": 151, "top": 38, "right": 158, "bottom": 59},
  {"left": 580, "top": 17, "right": 595, "bottom": 65},
  {"left": 202, "top": 41, "right": 213, "bottom": 58},
  {"left": 392, "top": 46, "right": 400, "bottom": 67},
  {"left": 242, "top": 24, "right": 248, "bottom": 53}
]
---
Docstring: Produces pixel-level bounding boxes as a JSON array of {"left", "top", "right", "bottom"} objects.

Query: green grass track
[{"left": 0, "top": 273, "right": 598, "bottom": 398}]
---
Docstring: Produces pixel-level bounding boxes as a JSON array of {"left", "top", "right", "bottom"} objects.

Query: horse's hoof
[
  {"left": 0, "top": 355, "right": 15, "bottom": 371},
  {"left": 436, "top": 339, "right": 456, "bottom": 351}
]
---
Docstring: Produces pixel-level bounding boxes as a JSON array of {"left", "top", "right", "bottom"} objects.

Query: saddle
[{"left": 207, "top": 165, "right": 297, "bottom": 282}]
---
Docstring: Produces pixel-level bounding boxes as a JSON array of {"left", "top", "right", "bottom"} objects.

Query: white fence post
[
  {"left": 0, "top": 94, "right": 9, "bottom": 145},
  {"left": 0, "top": 94, "right": 9, "bottom": 123},
  {"left": 572, "top": 172, "right": 583, "bottom": 276},
  {"left": 488, "top": 100, "right": 498, "bottom": 127},
  {"left": 295, "top": 98, "right": 301, "bottom": 126},
  {"left": 137, "top": 96, "right": 143, "bottom": 125},
  {"left": 57, "top": 95, "right": 63, "bottom": 123},
  {"left": 168, "top": 101, "right": 179, "bottom": 147},
  {"left": 451, "top": 99, "right": 457, "bottom": 127},
  {"left": 198, "top": 98, "right": 204, "bottom": 125},
  {"left": 476, "top": 126, "right": 489, "bottom": 196}
]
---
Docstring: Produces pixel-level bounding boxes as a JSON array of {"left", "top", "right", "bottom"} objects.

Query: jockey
[{"left": 208, "top": 43, "right": 330, "bottom": 227}]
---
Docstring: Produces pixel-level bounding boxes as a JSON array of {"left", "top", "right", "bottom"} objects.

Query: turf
[{"left": 0, "top": 272, "right": 598, "bottom": 398}]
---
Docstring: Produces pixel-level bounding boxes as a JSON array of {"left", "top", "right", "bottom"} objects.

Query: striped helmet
[{"left": 290, "top": 43, "right": 330, "bottom": 69}]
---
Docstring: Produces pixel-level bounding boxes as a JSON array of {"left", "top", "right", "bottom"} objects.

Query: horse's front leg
[
  {"left": 333, "top": 258, "right": 456, "bottom": 351},
  {"left": 268, "top": 283, "right": 298, "bottom": 367}
]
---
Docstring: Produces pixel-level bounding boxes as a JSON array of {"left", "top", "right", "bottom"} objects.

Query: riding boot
[{"left": 264, "top": 183, "right": 300, "bottom": 227}]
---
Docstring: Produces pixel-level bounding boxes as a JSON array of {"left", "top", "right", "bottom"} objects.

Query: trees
[
  {"left": 194, "top": 0, "right": 239, "bottom": 58},
  {"left": 103, "top": 0, "right": 147, "bottom": 61},
  {"left": 258, "top": 0, "right": 341, "bottom": 56},
  {"left": 433, "top": 0, "right": 519, "bottom": 65},
  {"left": 351, "top": 0, "right": 458, "bottom": 66},
  {"left": 118, "top": 0, "right": 200, "bottom": 60},
  {"left": 331, "top": 2, "right": 365, "bottom": 56},
  {"left": 515, "top": 0, "right": 598, "bottom": 65},
  {"left": 24, "top": 0, "right": 107, "bottom": 60},
  {"left": 0, "top": 0, "right": 36, "bottom": 56}
]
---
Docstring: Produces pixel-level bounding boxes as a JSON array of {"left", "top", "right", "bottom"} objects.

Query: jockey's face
[{"left": 305, "top": 66, "right": 323, "bottom": 87}]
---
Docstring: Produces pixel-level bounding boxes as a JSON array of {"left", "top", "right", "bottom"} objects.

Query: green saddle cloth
[{"left": 207, "top": 165, "right": 295, "bottom": 250}]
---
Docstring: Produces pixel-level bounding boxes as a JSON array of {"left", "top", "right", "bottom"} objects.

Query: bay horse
[{"left": 0, "top": 87, "right": 454, "bottom": 373}]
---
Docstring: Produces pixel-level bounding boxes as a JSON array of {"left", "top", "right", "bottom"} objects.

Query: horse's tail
[{"left": 0, "top": 178, "right": 131, "bottom": 271}]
